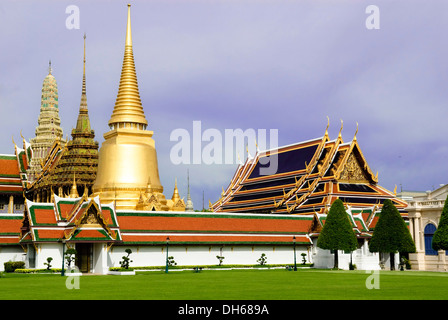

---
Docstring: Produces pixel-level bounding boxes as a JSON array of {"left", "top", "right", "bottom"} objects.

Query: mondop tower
[{"left": 93, "top": 4, "right": 168, "bottom": 210}]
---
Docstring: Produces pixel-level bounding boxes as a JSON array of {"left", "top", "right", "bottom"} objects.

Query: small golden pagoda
[{"left": 92, "top": 4, "right": 171, "bottom": 211}]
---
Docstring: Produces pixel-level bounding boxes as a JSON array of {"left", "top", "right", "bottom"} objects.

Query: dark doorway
[{"left": 76, "top": 243, "right": 93, "bottom": 273}]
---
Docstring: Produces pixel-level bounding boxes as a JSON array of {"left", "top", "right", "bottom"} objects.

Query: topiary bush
[
  {"left": 119, "top": 249, "right": 133, "bottom": 269},
  {"left": 44, "top": 257, "right": 53, "bottom": 270},
  {"left": 257, "top": 253, "right": 267, "bottom": 266}
]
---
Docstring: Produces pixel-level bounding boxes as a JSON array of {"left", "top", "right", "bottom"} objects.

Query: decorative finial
[
  {"left": 108, "top": 3, "right": 148, "bottom": 127},
  {"left": 69, "top": 172, "right": 79, "bottom": 198},
  {"left": 325, "top": 116, "right": 330, "bottom": 137},
  {"left": 81, "top": 33, "right": 87, "bottom": 97},
  {"left": 186, "top": 169, "right": 194, "bottom": 212},
  {"left": 126, "top": 3, "right": 132, "bottom": 47},
  {"left": 354, "top": 122, "right": 358, "bottom": 141},
  {"left": 83, "top": 33, "right": 86, "bottom": 63},
  {"left": 48, "top": 60, "right": 52, "bottom": 74},
  {"left": 338, "top": 119, "right": 343, "bottom": 139}
]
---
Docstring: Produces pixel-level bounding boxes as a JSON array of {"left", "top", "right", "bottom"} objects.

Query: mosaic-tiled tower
[
  {"left": 49, "top": 34, "right": 99, "bottom": 196},
  {"left": 27, "top": 62, "right": 65, "bottom": 182}
]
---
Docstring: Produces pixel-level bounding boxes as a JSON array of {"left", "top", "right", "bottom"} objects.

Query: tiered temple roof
[
  {"left": 0, "top": 183, "right": 397, "bottom": 247},
  {"left": 0, "top": 193, "right": 390, "bottom": 247},
  {"left": 17, "top": 197, "right": 313, "bottom": 246},
  {"left": 0, "top": 152, "right": 25, "bottom": 214},
  {"left": 20, "top": 195, "right": 121, "bottom": 246},
  {"left": 212, "top": 122, "right": 407, "bottom": 216},
  {"left": 0, "top": 154, "right": 23, "bottom": 196}
]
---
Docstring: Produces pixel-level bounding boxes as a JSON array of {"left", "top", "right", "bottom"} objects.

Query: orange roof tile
[
  {"left": 0, "top": 157, "right": 20, "bottom": 176},
  {"left": 117, "top": 213, "right": 313, "bottom": 234}
]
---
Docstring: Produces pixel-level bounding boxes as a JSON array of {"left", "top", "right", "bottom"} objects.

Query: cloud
[{"left": 1, "top": 0, "right": 448, "bottom": 208}]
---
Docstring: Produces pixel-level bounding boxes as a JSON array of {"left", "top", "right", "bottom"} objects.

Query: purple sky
[{"left": 1, "top": 0, "right": 447, "bottom": 209}]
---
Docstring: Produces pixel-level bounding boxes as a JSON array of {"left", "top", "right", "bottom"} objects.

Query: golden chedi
[{"left": 92, "top": 4, "right": 169, "bottom": 211}]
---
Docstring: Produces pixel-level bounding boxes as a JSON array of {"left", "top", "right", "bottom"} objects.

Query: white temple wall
[
  {"left": 109, "top": 244, "right": 311, "bottom": 269},
  {"left": 311, "top": 239, "right": 399, "bottom": 270},
  {"left": 3, "top": 241, "right": 404, "bottom": 273},
  {"left": 34, "top": 243, "right": 64, "bottom": 270},
  {"left": 93, "top": 243, "right": 109, "bottom": 274},
  {"left": 0, "top": 246, "right": 25, "bottom": 271}
]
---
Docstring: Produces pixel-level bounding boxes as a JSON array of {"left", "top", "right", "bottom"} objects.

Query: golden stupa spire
[
  {"left": 82, "top": 34, "right": 87, "bottom": 96},
  {"left": 69, "top": 173, "right": 79, "bottom": 198},
  {"left": 171, "top": 178, "right": 180, "bottom": 202},
  {"left": 92, "top": 4, "right": 168, "bottom": 211},
  {"left": 108, "top": 3, "right": 148, "bottom": 128}
]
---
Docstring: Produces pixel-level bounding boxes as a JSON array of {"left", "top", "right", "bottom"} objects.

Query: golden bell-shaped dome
[{"left": 92, "top": 4, "right": 167, "bottom": 211}]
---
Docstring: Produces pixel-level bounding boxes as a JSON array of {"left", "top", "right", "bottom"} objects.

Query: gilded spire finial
[
  {"left": 83, "top": 33, "right": 86, "bottom": 73},
  {"left": 77, "top": 32, "right": 90, "bottom": 130},
  {"left": 338, "top": 119, "right": 343, "bottom": 139},
  {"left": 186, "top": 169, "right": 194, "bottom": 212},
  {"left": 82, "top": 33, "right": 87, "bottom": 97},
  {"left": 108, "top": 4, "right": 148, "bottom": 128},
  {"left": 171, "top": 177, "right": 180, "bottom": 202},
  {"left": 126, "top": 4, "right": 132, "bottom": 47},
  {"left": 69, "top": 173, "right": 79, "bottom": 198},
  {"left": 48, "top": 60, "right": 52, "bottom": 74},
  {"left": 353, "top": 122, "right": 358, "bottom": 141}
]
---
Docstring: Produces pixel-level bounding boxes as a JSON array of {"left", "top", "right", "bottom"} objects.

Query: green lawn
[{"left": 1, "top": 268, "right": 448, "bottom": 300}]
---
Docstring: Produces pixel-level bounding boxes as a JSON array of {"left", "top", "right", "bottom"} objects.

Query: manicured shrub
[
  {"left": 369, "top": 199, "right": 415, "bottom": 270},
  {"left": 119, "top": 249, "right": 133, "bottom": 269},
  {"left": 257, "top": 253, "right": 267, "bottom": 266},
  {"left": 317, "top": 199, "right": 357, "bottom": 269},
  {"left": 109, "top": 267, "right": 135, "bottom": 272},
  {"left": 4, "top": 261, "right": 25, "bottom": 273},
  {"left": 167, "top": 256, "right": 177, "bottom": 266},
  {"left": 14, "top": 268, "right": 62, "bottom": 273},
  {"left": 44, "top": 257, "right": 53, "bottom": 270},
  {"left": 216, "top": 255, "right": 225, "bottom": 266},
  {"left": 65, "top": 248, "right": 77, "bottom": 268}
]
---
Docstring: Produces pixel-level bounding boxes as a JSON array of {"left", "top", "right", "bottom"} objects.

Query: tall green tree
[
  {"left": 369, "top": 199, "right": 415, "bottom": 270},
  {"left": 317, "top": 199, "right": 357, "bottom": 269},
  {"left": 432, "top": 194, "right": 448, "bottom": 251}
]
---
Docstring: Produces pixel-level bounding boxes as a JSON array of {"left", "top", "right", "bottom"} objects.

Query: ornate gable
[
  {"left": 334, "top": 141, "right": 378, "bottom": 184},
  {"left": 338, "top": 152, "right": 369, "bottom": 183},
  {"left": 64, "top": 198, "right": 117, "bottom": 241}
]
